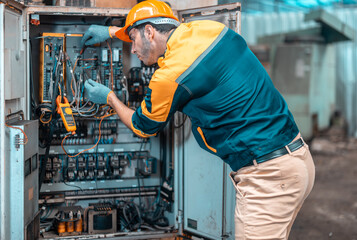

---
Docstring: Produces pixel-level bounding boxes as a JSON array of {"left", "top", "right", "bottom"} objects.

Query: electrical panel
[{"left": 26, "top": 13, "right": 171, "bottom": 239}]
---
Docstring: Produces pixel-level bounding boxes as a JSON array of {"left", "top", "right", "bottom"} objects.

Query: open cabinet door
[
  {"left": 175, "top": 3, "right": 241, "bottom": 240},
  {"left": 0, "top": 1, "right": 29, "bottom": 240}
]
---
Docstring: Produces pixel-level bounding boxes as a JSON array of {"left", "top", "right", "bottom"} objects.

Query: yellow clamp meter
[{"left": 56, "top": 96, "right": 76, "bottom": 134}]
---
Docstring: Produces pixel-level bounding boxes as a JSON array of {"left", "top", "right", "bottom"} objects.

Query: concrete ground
[{"left": 289, "top": 137, "right": 357, "bottom": 240}]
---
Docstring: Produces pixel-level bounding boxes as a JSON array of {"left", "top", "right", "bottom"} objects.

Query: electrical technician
[{"left": 81, "top": 0, "right": 315, "bottom": 239}]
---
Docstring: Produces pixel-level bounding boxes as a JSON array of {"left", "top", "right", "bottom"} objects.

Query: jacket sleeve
[{"left": 131, "top": 68, "right": 191, "bottom": 138}]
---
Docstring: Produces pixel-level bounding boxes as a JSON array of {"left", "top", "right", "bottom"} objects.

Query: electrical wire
[
  {"left": 40, "top": 111, "right": 52, "bottom": 124},
  {"left": 40, "top": 207, "right": 53, "bottom": 221},
  {"left": 174, "top": 114, "right": 188, "bottom": 128},
  {"left": 66, "top": 55, "right": 101, "bottom": 117},
  {"left": 65, "top": 51, "right": 104, "bottom": 118},
  {"left": 81, "top": 58, "right": 98, "bottom": 61},
  {"left": 122, "top": 202, "right": 142, "bottom": 231},
  {"left": 70, "top": 57, "right": 79, "bottom": 98},
  {"left": 5, "top": 122, "right": 28, "bottom": 145},
  {"left": 93, "top": 111, "right": 116, "bottom": 119},
  {"left": 63, "top": 181, "right": 83, "bottom": 191},
  {"left": 36, "top": 104, "right": 53, "bottom": 125},
  {"left": 61, "top": 108, "right": 110, "bottom": 158}
]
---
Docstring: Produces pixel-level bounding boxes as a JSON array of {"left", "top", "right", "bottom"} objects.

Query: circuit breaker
[{"left": 0, "top": 1, "right": 240, "bottom": 240}]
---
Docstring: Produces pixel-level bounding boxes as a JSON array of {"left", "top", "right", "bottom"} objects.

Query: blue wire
[
  {"left": 40, "top": 207, "right": 53, "bottom": 221},
  {"left": 80, "top": 83, "right": 84, "bottom": 107},
  {"left": 53, "top": 59, "right": 57, "bottom": 76}
]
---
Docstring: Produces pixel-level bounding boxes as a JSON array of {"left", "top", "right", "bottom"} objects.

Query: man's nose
[{"left": 131, "top": 44, "right": 136, "bottom": 54}]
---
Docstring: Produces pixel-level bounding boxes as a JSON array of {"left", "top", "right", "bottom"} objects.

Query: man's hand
[
  {"left": 81, "top": 25, "right": 111, "bottom": 47},
  {"left": 84, "top": 79, "right": 113, "bottom": 104}
]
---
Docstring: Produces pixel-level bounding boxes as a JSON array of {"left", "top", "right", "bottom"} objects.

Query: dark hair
[{"left": 136, "top": 23, "right": 177, "bottom": 38}]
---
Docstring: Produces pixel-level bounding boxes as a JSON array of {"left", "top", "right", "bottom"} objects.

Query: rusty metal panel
[{"left": 26, "top": 5, "right": 129, "bottom": 16}]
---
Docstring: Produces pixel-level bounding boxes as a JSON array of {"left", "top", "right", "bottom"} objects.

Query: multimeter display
[
  {"left": 60, "top": 105, "right": 76, "bottom": 132},
  {"left": 56, "top": 97, "right": 77, "bottom": 133}
]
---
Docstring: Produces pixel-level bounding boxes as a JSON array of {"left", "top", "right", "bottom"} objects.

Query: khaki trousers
[{"left": 230, "top": 135, "right": 315, "bottom": 240}]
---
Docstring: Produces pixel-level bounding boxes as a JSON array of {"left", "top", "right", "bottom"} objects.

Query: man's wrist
[
  {"left": 109, "top": 26, "right": 120, "bottom": 39},
  {"left": 107, "top": 91, "right": 115, "bottom": 105}
]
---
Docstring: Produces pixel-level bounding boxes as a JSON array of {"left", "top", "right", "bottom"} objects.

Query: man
[{"left": 82, "top": 0, "right": 315, "bottom": 239}]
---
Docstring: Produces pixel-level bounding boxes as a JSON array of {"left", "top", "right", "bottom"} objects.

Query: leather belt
[{"left": 248, "top": 138, "right": 304, "bottom": 166}]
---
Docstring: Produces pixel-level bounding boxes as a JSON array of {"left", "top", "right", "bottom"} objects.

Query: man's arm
[{"left": 107, "top": 92, "right": 135, "bottom": 130}]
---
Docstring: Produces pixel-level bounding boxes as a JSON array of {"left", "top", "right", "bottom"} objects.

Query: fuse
[
  {"left": 113, "top": 48, "right": 120, "bottom": 62},
  {"left": 102, "top": 49, "right": 108, "bottom": 62}
]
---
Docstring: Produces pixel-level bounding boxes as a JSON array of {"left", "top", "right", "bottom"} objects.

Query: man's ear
[{"left": 144, "top": 24, "right": 155, "bottom": 42}]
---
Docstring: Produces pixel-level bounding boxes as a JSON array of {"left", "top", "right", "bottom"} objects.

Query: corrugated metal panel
[
  {"left": 335, "top": 9, "right": 357, "bottom": 136},
  {"left": 241, "top": 9, "right": 357, "bottom": 136}
]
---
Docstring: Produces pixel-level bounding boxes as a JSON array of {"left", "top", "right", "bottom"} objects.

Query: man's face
[{"left": 129, "top": 28, "right": 156, "bottom": 66}]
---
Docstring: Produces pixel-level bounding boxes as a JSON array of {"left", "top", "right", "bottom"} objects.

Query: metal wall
[{"left": 241, "top": 8, "right": 357, "bottom": 137}]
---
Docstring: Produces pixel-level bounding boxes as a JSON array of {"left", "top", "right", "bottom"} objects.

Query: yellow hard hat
[{"left": 115, "top": 0, "right": 179, "bottom": 42}]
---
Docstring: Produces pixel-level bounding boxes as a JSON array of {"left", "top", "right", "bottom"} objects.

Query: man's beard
[{"left": 141, "top": 36, "right": 151, "bottom": 64}]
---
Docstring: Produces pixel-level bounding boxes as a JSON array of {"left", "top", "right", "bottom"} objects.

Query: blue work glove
[
  {"left": 84, "top": 79, "right": 113, "bottom": 104},
  {"left": 81, "top": 25, "right": 111, "bottom": 47}
]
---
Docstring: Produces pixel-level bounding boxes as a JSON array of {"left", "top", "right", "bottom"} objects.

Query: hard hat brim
[{"left": 115, "top": 26, "right": 131, "bottom": 42}]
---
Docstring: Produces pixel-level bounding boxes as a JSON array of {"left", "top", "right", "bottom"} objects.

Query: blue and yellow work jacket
[{"left": 131, "top": 20, "right": 299, "bottom": 171}]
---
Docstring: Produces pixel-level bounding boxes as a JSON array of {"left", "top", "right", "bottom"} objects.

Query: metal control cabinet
[
  {"left": 0, "top": 1, "right": 241, "bottom": 239},
  {"left": 6, "top": 120, "right": 39, "bottom": 240},
  {"left": 176, "top": 5, "right": 240, "bottom": 239}
]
